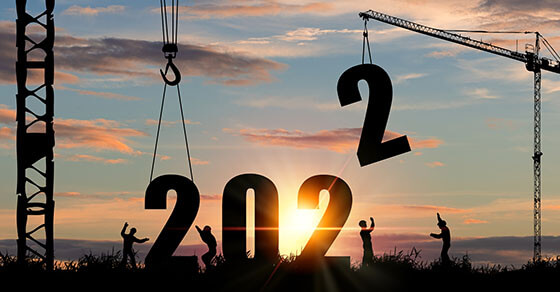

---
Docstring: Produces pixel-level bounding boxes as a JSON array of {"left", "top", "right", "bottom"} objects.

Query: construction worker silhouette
[
  {"left": 359, "top": 217, "right": 375, "bottom": 267},
  {"left": 430, "top": 213, "right": 451, "bottom": 265},
  {"left": 120, "top": 222, "right": 149, "bottom": 268},
  {"left": 196, "top": 225, "right": 217, "bottom": 269}
]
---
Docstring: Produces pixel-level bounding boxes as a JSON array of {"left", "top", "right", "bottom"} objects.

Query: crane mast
[
  {"left": 360, "top": 9, "right": 560, "bottom": 261},
  {"left": 15, "top": 0, "right": 56, "bottom": 269}
]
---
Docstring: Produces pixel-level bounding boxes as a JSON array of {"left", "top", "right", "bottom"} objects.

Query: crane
[{"left": 358, "top": 9, "right": 560, "bottom": 261}]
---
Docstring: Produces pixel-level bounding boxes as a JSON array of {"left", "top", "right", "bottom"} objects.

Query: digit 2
[
  {"left": 144, "top": 174, "right": 200, "bottom": 267},
  {"left": 297, "top": 175, "right": 352, "bottom": 263},
  {"left": 222, "top": 174, "right": 279, "bottom": 264},
  {"left": 337, "top": 64, "right": 411, "bottom": 166}
]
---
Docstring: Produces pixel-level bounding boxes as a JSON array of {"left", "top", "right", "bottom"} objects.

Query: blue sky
[{"left": 1, "top": 0, "right": 560, "bottom": 266}]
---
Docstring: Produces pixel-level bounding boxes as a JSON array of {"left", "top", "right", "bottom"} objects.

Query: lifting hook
[{"left": 160, "top": 56, "right": 181, "bottom": 86}]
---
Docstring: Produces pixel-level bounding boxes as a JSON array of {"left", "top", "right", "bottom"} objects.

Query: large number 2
[
  {"left": 337, "top": 64, "right": 411, "bottom": 166},
  {"left": 144, "top": 174, "right": 200, "bottom": 267},
  {"left": 296, "top": 175, "right": 352, "bottom": 266}
]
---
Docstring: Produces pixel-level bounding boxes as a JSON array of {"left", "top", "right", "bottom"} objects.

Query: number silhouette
[
  {"left": 337, "top": 64, "right": 411, "bottom": 166},
  {"left": 222, "top": 174, "right": 279, "bottom": 263},
  {"left": 144, "top": 174, "right": 200, "bottom": 267},
  {"left": 297, "top": 175, "right": 352, "bottom": 263}
]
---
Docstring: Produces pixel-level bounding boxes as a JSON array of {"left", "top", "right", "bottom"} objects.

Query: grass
[{"left": 1, "top": 249, "right": 559, "bottom": 291}]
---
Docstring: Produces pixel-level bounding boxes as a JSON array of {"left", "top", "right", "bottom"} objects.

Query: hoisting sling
[{"left": 150, "top": 0, "right": 194, "bottom": 182}]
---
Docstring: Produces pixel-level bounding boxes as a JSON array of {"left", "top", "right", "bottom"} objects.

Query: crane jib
[{"left": 359, "top": 11, "right": 560, "bottom": 74}]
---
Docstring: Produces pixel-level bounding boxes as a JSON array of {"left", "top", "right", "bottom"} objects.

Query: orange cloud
[
  {"left": 464, "top": 218, "right": 489, "bottom": 224},
  {"left": 201, "top": 194, "right": 222, "bottom": 201},
  {"left": 0, "top": 127, "right": 13, "bottom": 140},
  {"left": 190, "top": 157, "right": 210, "bottom": 165},
  {"left": 55, "top": 118, "right": 147, "bottom": 154},
  {"left": 0, "top": 106, "right": 15, "bottom": 124},
  {"left": 176, "top": 2, "right": 334, "bottom": 19},
  {"left": 400, "top": 205, "right": 469, "bottom": 214},
  {"left": 1, "top": 105, "right": 147, "bottom": 155},
  {"left": 145, "top": 119, "right": 200, "bottom": 126},
  {"left": 226, "top": 127, "right": 443, "bottom": 153},
  {"left": 64, "top": 154, "right": 128, "bottom": 164},
  {"left": 425, "top": 161, "right": 445, "bottom": 168},
  {"left": 55, "top": 192, "right": 81, "bottom": 197}
]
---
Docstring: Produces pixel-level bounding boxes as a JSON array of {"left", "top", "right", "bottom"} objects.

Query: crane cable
[
  {"left": 361, "top": 17, "right": 373, "bottom": 64},
  {"left": 150, "top": 0, "right": 195, "bottom": 183}
]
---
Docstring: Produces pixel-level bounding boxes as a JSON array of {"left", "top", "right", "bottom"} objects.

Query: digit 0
[{"left": 222, "top": 174, "right": 279, "bottom": 264}]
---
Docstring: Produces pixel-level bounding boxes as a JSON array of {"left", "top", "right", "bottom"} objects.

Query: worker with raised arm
[
  {"left": 359, "top": 217, "right": 375, "bottom": 267},
  {"left": 120, "top": 222, "right": 149, "bottom": 268},
  {"left": 430, "top": 213, "right": 451, "bottom": 265},
  {"left": 196, "top": 225, "right": 217, "bottom": 269}
]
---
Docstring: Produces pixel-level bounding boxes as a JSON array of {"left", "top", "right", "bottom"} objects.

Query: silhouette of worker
[
  {"left": 196, "top": 225, "right": 217, "bottom": 269},
  {"left": 120, "top": 222, "right": 149, "bottom": 268},
  {"left": 359, "top": 217, "right": 375, "bottom": 267},
  {"left": 430, "top": 213, "right": 451, "bottom": 265}
]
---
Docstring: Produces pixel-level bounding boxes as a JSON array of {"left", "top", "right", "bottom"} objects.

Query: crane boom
[{"left": 359, "top": 10, "right": 560, "bottom": 74}]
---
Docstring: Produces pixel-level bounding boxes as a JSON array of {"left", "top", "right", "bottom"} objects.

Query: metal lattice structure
[
  {"left": 15, "top": 0, "right": 55, "bottom": 269},
  {"left": 359, "top": 9, "right": 560, "bottom": 261},
  {"left": 532, "top": 35, "right": 542, "bottom": 260}
]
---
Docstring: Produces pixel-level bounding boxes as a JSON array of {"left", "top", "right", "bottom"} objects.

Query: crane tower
[{"left": 15, "top": 0, "right": 56, "bottom": 269}]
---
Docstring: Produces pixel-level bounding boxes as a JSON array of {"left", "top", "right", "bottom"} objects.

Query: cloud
[
  {"left": 467, "top": 88, "right": 500, "bottom": 99},
  {"left": 486, "top": 118, "right": 518, "bottom": 130},
  {"left": 62, "top": 5, "right": 126, "bottom": 16},
  {"left": 234, "top": 96, "right": 340, "bottom": 111},
  {"left": 201, "top": 194, "right": 222, "bottom": 201},
  {"left": 0, "top": 21, "right": 286, "bottom": 87},
  {"left": 176, "top": 1, "right": 334, "bottom": 19},
  {"left": 226, "top": 127, "right": 442, "bottom": 153},
  {"left": 226, "top": 127, "right": 361, "bottom": 153},
  {"left": 55, "top": 192, "right": 81, "bottom": 198},
  {"left": 190, "top": 157, "right": 210, "bottom": 165},
  {"left": 425, "top": 161, "right": 445, "bottom": 168},
  {"left": 0, "top": 105, "right": 147, "bottom": 155},
  {"left": 394, "top": 73, "right": 427, "bottom": 84},
  {"left": 145, "top": 119, "right": 200, "bottom": 126},
  {"left": 55, "top": 119, "right": 147, "bottom": 154},
  {"left": 400, "top": 205, "right": 468, "bottom": 214},
  {"left": 464, "top": 218, "right": 489, "bottom": 224},
  {"left": 0, "top": 127, "right": 13, "bottom": 140},
  {"left": 58, "top": 86, "right": 142, "bottom": 101},
  {"left": 63, "top": 154, "right": 128, "bottom": 165}
]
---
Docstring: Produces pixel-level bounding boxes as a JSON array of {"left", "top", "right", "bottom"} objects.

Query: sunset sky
[{"left": 1, "top": 0, "right": 560, "bottom": 267}]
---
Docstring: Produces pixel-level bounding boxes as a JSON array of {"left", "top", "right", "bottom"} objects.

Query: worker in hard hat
[
  {"left": 359, "top": 217, "right": 375, "bottom": 267},
  {"left": 430, "top": 213, "right": 451, "bottom": 265}
]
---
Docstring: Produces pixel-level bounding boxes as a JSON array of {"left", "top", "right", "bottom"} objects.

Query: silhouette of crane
[
  {"left": 15, "top": 0, "right": 55, "bottom": 269},
  {"left": 359, "top": 9, "right": 560, "bottom": 261}
]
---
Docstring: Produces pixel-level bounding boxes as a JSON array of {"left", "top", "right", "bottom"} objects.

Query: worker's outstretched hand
[
  {"left": 429, "top": 233, "right": 436, "bottom": 238},
  {"left": 124, "top": 222, "right": 129, "bottom": 227}
]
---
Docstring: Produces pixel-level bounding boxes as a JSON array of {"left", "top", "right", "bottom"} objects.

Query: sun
[{"left": 279, "top": 209, "right": 318, "bottom": 256}]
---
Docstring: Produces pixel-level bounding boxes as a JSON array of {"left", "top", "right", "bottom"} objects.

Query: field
[{"left": 1, "top": 249, "right": 559, "bottom": 291}]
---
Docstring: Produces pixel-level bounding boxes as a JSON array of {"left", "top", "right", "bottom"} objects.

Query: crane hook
[{"left": 160, "top": 57, "right": 182, "bottom": 86}]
